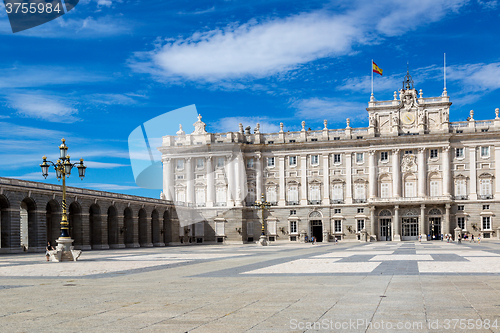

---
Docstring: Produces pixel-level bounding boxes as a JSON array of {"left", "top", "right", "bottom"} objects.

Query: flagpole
[
  {"left": 443, "top": 53, "right": 447, "bottom": 96},
  {"left": 371, "top": 59, "right": 374, "bottom": 100}
]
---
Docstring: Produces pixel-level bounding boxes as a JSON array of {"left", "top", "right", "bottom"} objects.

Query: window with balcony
[
  {"left": 430, "top": 181, "right": 439, "bottom": 197},
  {"left": 405, "top": 181, "right": 415, "bottom": 198},
  {"left": 354, "top": 184, "right": 366, "bottom": 202},
  {"left": 309, "top": 185, "right": 321, "bottom": 204},
  {"left": 480, "top": 179, "right": 492, "bottom": 198},
  {"left": 381, "top": 183, "right": 390, "bottom": 198},
  {"left": 195, "top": 187, "right": 206, "bottom": 207},
  {"left": 266, "top": 187, "right": 277, "bottom": 204},
  {"left": 287, "top": 186, "right": 299, "bottom": 205},
  {"left": 332, "top": 184, "right": 343, "bottom": 203},
  {"left": 455, "top": 179, "right": 467, "bottom": 199}
]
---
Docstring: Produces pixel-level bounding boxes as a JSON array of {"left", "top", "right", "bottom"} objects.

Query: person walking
[
  {"left": 335, "top": 237, "right": 338, "bottom": 245},
  {"left": 478, "top": 234, "right": 481, "bottom": 244},
  {"left": 458, "top": 235, "right": 461, "bottom": 244}
]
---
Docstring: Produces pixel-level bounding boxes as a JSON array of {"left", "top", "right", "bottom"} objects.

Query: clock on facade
[{"left": 401, "top": 112, "right": 415, "bottom": 125}]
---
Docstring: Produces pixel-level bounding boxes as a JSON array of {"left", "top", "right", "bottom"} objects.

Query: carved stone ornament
[
  {"left": 192, "top": 114, "right": 207, "bottom": 135},
  {"left": 401, "top": 154, "right": 417, "bottom": 173}
]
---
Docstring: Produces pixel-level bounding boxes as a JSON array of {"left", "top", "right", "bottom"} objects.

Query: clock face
[{"left": 402, "top": 112, "right": 415, "bottom": 125}]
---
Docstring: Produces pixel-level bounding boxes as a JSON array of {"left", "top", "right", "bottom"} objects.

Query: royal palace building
[{"left": 159, "top": 72, "right": 500, "bottom": 244}]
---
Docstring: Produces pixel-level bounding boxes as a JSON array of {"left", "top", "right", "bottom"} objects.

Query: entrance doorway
[
  {"left": 402, "top": 217, "right": 419, "bottom": 240},
  {"left": 429, "top": 217, "right": 441, "bottom": 240},
  {"left": 380, "top": 218, "right": 392, "bottom": 241},
  {"left": 310, "top": 220, "right": 323, "bottom": 242}
]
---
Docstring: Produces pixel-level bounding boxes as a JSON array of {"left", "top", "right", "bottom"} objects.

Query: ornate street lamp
[
  {"left": 40, "top": 139, "right": 86, "bottom": 261},
  {"left": 254, "top": 193, "right": 271, "bottom": 246}
]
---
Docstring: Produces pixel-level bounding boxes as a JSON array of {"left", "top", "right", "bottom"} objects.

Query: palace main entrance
[{"left": 429, "top": 217, "right": 442, "bottom": 240}]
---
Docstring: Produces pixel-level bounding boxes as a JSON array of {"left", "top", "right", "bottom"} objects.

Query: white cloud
[
  {"left": 5, "top": 93, "right": 79, "bottom": 123},
  {"left": 477, "top": 0, "right": 498, "bottom": 9},
  {"left": 448, "top": 62, "right": 500, "bottom": 92},
  {"left": 0, "top": 122, "right": 65, "bottom": 138},
  {"left": 132, "top": 0, "right": 470, "bottom": 84},
  {"left": 88, "top": 93, "right": 138, "bottom": 105},
  {"left": 211, "top": 117, "right": 281, "bottom": 133},
  {"left": 84, "top": 161, "right": 129, "bottom": 168},
  {"left": 292, "top": 98, "right": 367, "bottom": 125}
]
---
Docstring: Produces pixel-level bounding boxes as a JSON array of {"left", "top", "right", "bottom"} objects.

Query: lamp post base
[
  {"left": 49, "top": 238, "right": 82, "bottom": 262},
  {"left": 258, "top": 235, "right": 268, "bottom": 246}
]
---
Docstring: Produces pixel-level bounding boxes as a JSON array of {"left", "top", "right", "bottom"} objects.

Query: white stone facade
[{"left": 159, "top": 75, "right": 500, "bottom": 244}]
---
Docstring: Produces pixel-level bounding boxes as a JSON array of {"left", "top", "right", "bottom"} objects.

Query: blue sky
[{"left": 1, "top": 0, "right": 500, "bottom": 198}]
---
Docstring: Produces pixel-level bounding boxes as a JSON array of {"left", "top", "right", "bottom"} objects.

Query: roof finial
[{"left": 403, "top": 62, "right": 414, "bottom": 91}]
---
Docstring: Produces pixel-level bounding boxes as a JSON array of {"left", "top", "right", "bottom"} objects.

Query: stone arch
[
  {"left": 0, "top": 194, "right": 10, "bottom": 249},
  {"left": 123, "top": 207, "right": 134, "bottom": 247},
  {"left": 379, "top": 209, "right": 392, "bottom": 216},
  {"left": 45, "top": 199, "right": 60, "bottom": 248},
  {"left": 68, "top": 201, "right": 83, "bottom": 249},
  {"left": 429, "top": 208, "right": 442, "bottom": 215},
  {"left": 107, "top": 205, "right": 118, "bottom": 247},
  {"left": 163, "top": 210, "right": 171, "bottom": 244},
  {"left": 151, "top": 209, "right": 161, "bottom": 246},
  {"left": 89, "top": 204, "right": 101, "bottom": 249},
  {"left": 21, "top": 197, "right": 38, "bottom": 251},
  {"left": 309, "top": 210, "right": 322, "bottom": 218}
]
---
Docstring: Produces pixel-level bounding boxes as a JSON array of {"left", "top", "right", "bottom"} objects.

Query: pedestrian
[
  {"left": 419, "top": 234, "right": 422, "bottom": 242},
  {"left": 45, "top": 242, "right": 54, "bottom": 261},
  {"left": 447, "top": 235, "right": 450, "bottom": 243},
  {"left": 311, "top": 236, "right": 315, "bottom": 245},
  {"left": 458, "top": 235, "right": 461, "bottom": 244},
  {"left": 471, "top": 234, "right": 474, "bottom": 243},
  {"left": 335, "top": 237, "right": 338, "bottom": 245},
  {"left": 478, "top": 234, "right": 481, "bottom": 244},
  {"left": 441, "top": 233, "right": 443, "bottom": 241}
]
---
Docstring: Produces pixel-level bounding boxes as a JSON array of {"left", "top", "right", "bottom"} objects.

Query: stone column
[
  {"left": 444, "top": 203, "right": 451, "bottom": 237},
  {"left": 496, "top": 147, "right": 500, "bottom": 198},
  {"left": 226, "top": 154, "right": 235, "bottom": 206},
  {"left": 369, "top": 150, "right": 377, "bottom": 199},
  {"left": 234, "top": 154, "right": 243, "bottom": 207},
  {"left": 442, "top": 146, "right": 451, "bottom": 196},
  {"left": 256, "top": 153, "right": 263, "bottom": 200},
  {"left": 470, "top": 146, "right": 477, "bottom": 200},
  {"left": 163, "top": 158, "right": 174, "bottom": 201},
  {"left": 346, "top": 153, "right": 352, "bottom": 204},
  {"left": 370, "top": 206, "right": 376, "bottom": 240},
  {"left": 206, "top": 156, "right": 214, "bottom": 207},
  {"left": 186, "top": 157, "right": 194, "bottom": 206},
  {"left": 420, "top": 204, "right": 427, "bottom": 241},
  {"left": 322, "top": 154, "right": 330, "bottom": 205},
  {"left": 392, "top": 149, "right": 401, "bottom": 197},
  {"left": 393, "top": 205, "right": 401, "bottom": 241},
  {"left": 300, "top": 155, "right": 308, "bottom": 205},
  {"left": 418, "top": 148, "right": 426, "bottom": 197},
  {"left": 278, "top": 156, "right": 286, "bottom": 206}
]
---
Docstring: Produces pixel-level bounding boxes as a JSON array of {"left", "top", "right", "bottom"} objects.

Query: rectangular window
[
  {"left": 334, "top": 137, "right": 340, "bottom": 141},
  {"left": 333, "top": 154, "right": 341, "bottom": 164},
  {"left": 356, "top": 136, "right": 363, "bottom": 140},
  {"left": 311, "top": 138, "right": 318, "bottom": 142},
  {"left": 290, "top": 221, "right": 297, "bottom": 234},
  {"left": 381, "top": 183, "right": 390, "bottom": 198},
  {"left": 215, "top": 221, "right": 225, "bottom": 236},
  {"left": 266, "top": 187, "right": 277, "bottom": 203},
  {"left": 405, "top": 182, "right": 415, "bottom": 198},
  {"left": 334, "top": 220, "right": 342, "bottom": 233},
  {"left": 267, "top": 221, "right": 277, "bottom": 235},
  {"left": 455, "top": 148, "right": 464, "bottom": 158},
  {"left": 196, "top": 158, "right": 204, "bottom": 169},
  {"left": 457, "top": 217, "right": 465, "bottom": 229},
  {"left": 176, "top": 159, "right": 184, "bottom": 170},
  {"left": 483, "top": 205, "right": 490, "bottom": 210},
  {"left": 267, "top": 141, "right": 274, "bottom": 144},
  {"left": 288, "top": 186, "right": 299, "bottom": 203},
  {"left": 354, "top": 184, "right": 366, "bottom": 200},
  {"left": 196, "top": 188, "right": 206, "bottom": 206},
  {"left": 482, "top": 216, "right": 491, "bottom": 230},
  {"left": 357, "top": 219, "right": 365, "bottom": 231},
  {"left": 267, "top": 157, "right": 275, "bottom": 167},
  {"left": 357, "top": 208, "right": 364, "bottom": 214},
  {"left": 311, "top": 155, "right": 319, "bottom": 165},
  {"left": 246, "top": 158, "right": 254, "bottom": 168},
  {"left": 380, "top": 151, "right": 388, "bottom": 161},
  {"left": 216, "top": 187, "right": 226, "bottom": 204},
  {"left": 217, "top": 157, "right": 225, "bottom": 168},
  {"left": 290, "top": 210, "right": 296, "bottom": 215},
  {"left": 457, "top": 205, "right": 464, "bottom": 211},
  {"left": 289, "top": 140, "right": 296, "bottom": 143},
  {"left": 289, "top": 156, "right": 297, "bottom": 166},
  {"left": 456, "top": 180, "right": 466, "bottom": 197},
  {"left": 430, "top": 149, "right": 438, "bottom": 159},
  {"left": 309, "top": 185, "right": 321, "bottom": 202},
  {"left": 481, "top": 146, "right": 490, "bottom": 157},
  {"left": 334, "top": 208, "right": 342, "bottom": 214},
  {"left": 481, "top": 179, "right": 492, "bottom": 195},
  {"left": 430, "top": 181, "right": 439, "bottom": 197},
  {"left": 356, "top": 153, "right": 364, "bottom": 163},
  {"left": 405, "top": 150, "right": 413, "bottom": 155},
  {"left": 332, "top": 184, "right": 343, "bottom": 200}
]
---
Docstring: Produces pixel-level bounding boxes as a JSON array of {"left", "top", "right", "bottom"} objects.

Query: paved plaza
[{"left": 1, "top": 241, "right": 500, "bottom": 332}]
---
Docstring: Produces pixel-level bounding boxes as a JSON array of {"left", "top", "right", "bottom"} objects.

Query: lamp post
[
  {"left": 40, "top": 138, "right": 86, "bottom": 261},
  {"left": 254, "top": 193, "right": 271, "bottom": 246}
]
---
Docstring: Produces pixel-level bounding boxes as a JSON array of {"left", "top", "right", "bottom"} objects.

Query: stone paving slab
[{"left": 1, "top": 241, "right": 500, "bottom": 332}]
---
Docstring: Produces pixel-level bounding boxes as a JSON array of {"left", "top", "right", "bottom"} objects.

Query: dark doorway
[
  {"left": 380, "top": 218, "right": 392, "bottom": 241},
  {"left": 107, "top": 206, "right": 118, "bottom": 247},
  {"left": 311, "top": 220, "right": 323, "bottom": 242},
  {"left": 429, "top": 217, "right": 441, "bottom": 240},
  {"left": 69, "top": 202, "right": 82, "bottom": 248},
  {"left": 124, "top": 207, "right": 133, "bottom": 246}
]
